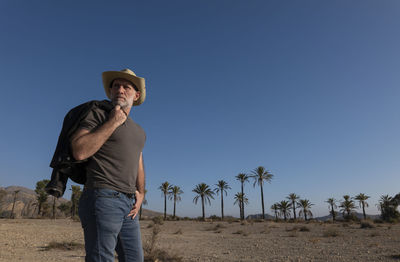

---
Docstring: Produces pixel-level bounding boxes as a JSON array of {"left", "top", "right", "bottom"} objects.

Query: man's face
[{"left": 110, "top": 78, "right": 140, "bottom": 108}]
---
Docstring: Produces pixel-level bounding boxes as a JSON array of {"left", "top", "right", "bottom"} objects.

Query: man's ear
[{"left": 133, "top": 91, "right": 141, "bottom": 101}]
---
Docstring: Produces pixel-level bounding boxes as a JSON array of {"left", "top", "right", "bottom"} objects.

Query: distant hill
[
  {"left": 246, "top": 212, "right": 381, "bottom": 221},
  {"left": 0, "top": 186, "right": 162, "bottom": 219},
  {"left": 314, "top": 212, "right": 380, "bottom": 221},
  {"left": 246, "top": 213, "right": 275, "bottom": 220}
]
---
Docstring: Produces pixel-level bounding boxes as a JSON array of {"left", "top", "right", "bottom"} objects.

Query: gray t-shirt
[{"left": 79, "top": 105, "right": 146, "bottom": 194}]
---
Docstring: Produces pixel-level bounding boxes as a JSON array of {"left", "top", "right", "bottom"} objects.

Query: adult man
[{"left": 71, "top": 68, "right": 146, "bottom": 262}]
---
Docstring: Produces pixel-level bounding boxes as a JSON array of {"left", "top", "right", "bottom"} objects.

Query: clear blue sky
[{"left": 1, "top": 0, "right": 399, "bottom": 218}]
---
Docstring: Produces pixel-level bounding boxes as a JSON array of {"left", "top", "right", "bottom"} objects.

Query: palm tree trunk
[
  {"left": 221, "top": 193, "right": 224, "bottom": 220},
  {"left": 10, "top": 193, "right": 18, "bottom": 219},
  {"left": 304, "top": 208, "right": 307, "bottom": 221},
  {"left": 201, "top": 195, "right": 205, "bottom": 220},
  {"left": 52, "top": 196, "right": 56, "bottom": 219},
  {"left": 292, "top": 201, "right": 297, "bottom": 220},
  {"left": 331, "top": 205, "right": 335, "bottom": 221},
  {"left": 260, "top": 183, "right": 265, "bottom": 219},
  {"left": 173, "top": 196, "right": 176, "bottom": 218},
  {"left": 240, "top": 183, "right": 244, "bottom": 220},
  {"left": 164, "top": 193, "right": 167, "bottom": 220},
  {"left": 362, "top": 202, "right": 366, "bottom": 220}
]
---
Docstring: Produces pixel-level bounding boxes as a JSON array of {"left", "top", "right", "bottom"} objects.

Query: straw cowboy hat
[{"left": 102, "top": 68, "right": 146, "bottom": 106}]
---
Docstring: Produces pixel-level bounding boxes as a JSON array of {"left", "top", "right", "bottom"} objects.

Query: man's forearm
[
  {"left": 136, "top": 153, "right": 145, "bottom": 194},
  {"left": 71, "top": 105, "right": 127, "bottom": 161},
  {"left": 71, "top": 120, "right": 119, "bottom": 161}
]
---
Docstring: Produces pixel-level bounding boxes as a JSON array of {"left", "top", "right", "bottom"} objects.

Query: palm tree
[
  {"left": 70, "top": 185, "right": 82, "bottom": 217},
  {"left": 277, "top": 200, "right": 292, "bottom": 221},
  {"left": 57, "top": 202, "right": 71, "bottom": 217},
  {"left": 354, "top": 193, "right": 370, "bottom": 220},
  {"left": 10, "top": 190, "right": 20, "bottom": 219},
  {"left": 271, "top": 203, "right": 279, "bottom": 221},
  {"left": 35, "top": 179, "right": 50, "bottom": 216},
  {"left": 326, "top": 198, "right": 337, "bottom": 222},
  {"left": 159, "top": 182, "right": 171, "bottom": 220},
  {"left": 192, "top": 183, "right": 215, "bottom": 220},
  {"left": 339, "top": 195, "right": 357, "bottom": 219},
  {"left": 169, "top": 185, "right": 183, "bottom": 218},
  {"left": 235, "top": 173, "right": 249, "bottom": 220},
  {"left": 214, "top": 180, "right": 231, "bottom": 220},
  {"left": 250, "top": 166, "right": 273, "bottom": 219},
  {"left": 287, "top": 193, "right": 300, "bottom": 220},
  {"left": 297, "top": 199, "right": 313, "bottom": 221},
  {"left": 378, "top": 194, "right": 400, "bottom": 221},
  {"left": 234, "top": 192, "right": 248, "bottom": 219}
]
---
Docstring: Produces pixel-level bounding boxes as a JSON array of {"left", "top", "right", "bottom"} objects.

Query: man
[{"left": 71, "top": 68, "right": 146, "bottom": 262}]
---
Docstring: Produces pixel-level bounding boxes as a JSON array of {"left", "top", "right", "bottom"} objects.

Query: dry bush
[
  {"left": 286, "top": 226, "right": 299, "bottom": 232},
  {"left": 215, "top": 223, "right": 226, "bottom": 229},
  {"left": 390, "top": 254, "right": 400, "bottom": 259},
  {"left": 240, "top": 221, "right": 248, "bottom": 226},
  {"left": 143, "top": 224, "right": 182, "bottom": 262},
  {"left": 342, "top": 223, "right": 349, "bottom": 228},
  {"left": 369, "top": 232, "right": 380, "bottom": 237},
  {"left": 260, "top": 227, "right": 270, "bottom": 234},
  {"left": 43, "top": 241, "right": 84, "bottom": 251},
  {"left": 360, "top": 221, "right": 375, "bottom": 229},
  {"left": 288, "top": 231, "right": 298, "bottom": 237},
  {"left": 323, "top": 228, "right": 340, "bottom": 237},
  {"left": 233, "top": 230, "right": 244, "bottom": 235},
  {"left": 152, "top": 216, "right": 164, "bottom": 225},
  {"left": 147, "top": 223, "right": 154, "bottom": 228},
  {"left": 174, "top": 228, "right": 182, "bottom": 235},
  {"left": 205, "top": 223, "right": 227, "bottom": 232},
  {"left": 309, "top": 238, "right": 321, "bottom": 244},
  {"left": 299, "top": 226, "right": 310, "bottom": 232},
  {"left": 214, "top": 229, "right": 222, "bottom": 234}
]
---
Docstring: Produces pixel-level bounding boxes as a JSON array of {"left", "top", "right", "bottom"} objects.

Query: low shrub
[
  {"left": 360, "top": 221, "right": 375, "bottom": 229},
  {"left": 322, "top": 228, "right": 340, "bottom": 237},
  {"left": 174, "top": 228, "right": 182, "bottom": 235},
  {"left": 299, "top": 226, "right": 310, "bottom": 232},
  {"left": 44, "top": 241, "right": 84, "bottom": 251},
  {"left": 152, "top": 216, "right": 164, "bottom": 225}
]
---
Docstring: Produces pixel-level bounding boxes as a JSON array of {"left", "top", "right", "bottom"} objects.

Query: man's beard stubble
[{"left": 111, "top": 95, "right": 134, "bottom": 109}]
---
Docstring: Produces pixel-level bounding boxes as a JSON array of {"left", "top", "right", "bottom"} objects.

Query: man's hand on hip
[{"left": 127, "top": 190, "right": 144, "bottom": 219}]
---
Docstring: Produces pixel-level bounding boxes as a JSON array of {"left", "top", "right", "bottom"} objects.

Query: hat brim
[{"left": 102, "top": 71, "right": 146, "bottom": 106}]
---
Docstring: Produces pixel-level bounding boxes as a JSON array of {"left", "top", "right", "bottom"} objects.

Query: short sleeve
[{"left": 79, "top": 109, "right": 105, "bottom": 131}]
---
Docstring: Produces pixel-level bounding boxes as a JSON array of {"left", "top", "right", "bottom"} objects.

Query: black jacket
[{"left": 45, "top": 100, "right": 113, "bottom": 197}]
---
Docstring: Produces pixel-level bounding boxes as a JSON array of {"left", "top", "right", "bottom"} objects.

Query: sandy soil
[{"left": 1, "top": 218, "right": 400, "bottom": 261}]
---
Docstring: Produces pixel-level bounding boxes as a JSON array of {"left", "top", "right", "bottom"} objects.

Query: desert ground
[{"left": 1, "top": 218, "right": 400, "bottom": 262}]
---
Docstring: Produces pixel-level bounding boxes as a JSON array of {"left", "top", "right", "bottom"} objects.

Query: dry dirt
[{"left": 1, "top": 218, "right": 400, "bottom": 261}]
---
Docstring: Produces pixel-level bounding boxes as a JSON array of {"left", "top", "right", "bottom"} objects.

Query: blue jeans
[{"left": 78, "top": 188, "right": 143, "bottom": 262}]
